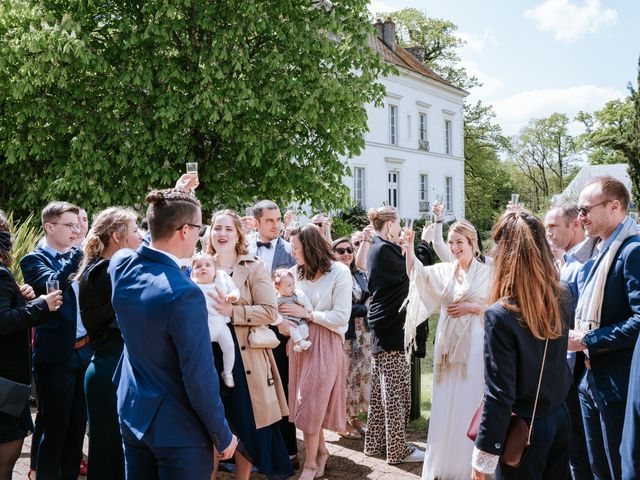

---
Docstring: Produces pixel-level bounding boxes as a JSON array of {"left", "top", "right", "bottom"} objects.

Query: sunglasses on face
[
  {"left": 313, "top": 222, "right": 323, "bottom": 227},
  {"left": 577, "top": 200, "right": 611, "bottom": 216},
  {"left": 334, "top": 246, "right": 353, "bottom": 255},
  {"left": 353, "top": 240, "right": 362, "bottom": 247}
]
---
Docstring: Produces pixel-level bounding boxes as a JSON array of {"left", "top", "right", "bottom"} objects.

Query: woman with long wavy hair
[
  {"left": 207, "top": 210, "right": 292, "bottom": 480},
  {"left": 77, "top": 207, "right": 141, "bottom": 480},
  {"left": 471, "top": 211, "right": 573, "bottom": 480}
]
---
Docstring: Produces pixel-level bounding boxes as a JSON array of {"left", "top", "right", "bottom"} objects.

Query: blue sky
[{"left": 369, "top": 0, "right": 640, "bottom": 135}]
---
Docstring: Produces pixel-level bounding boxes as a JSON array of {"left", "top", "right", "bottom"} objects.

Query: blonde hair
[
  {"left": 367, "top": 206, "right": 398, "bottom": 232},
  {"left": 192, "top": 252, "right": 215, "bottom": 266},
  {"left": 491, "top": 211, "right": 563, "bottom": 340},
  {"left": 207, "top": 210, "right": 249, "bottom": 256},
  {"left": 449, "top": 220, "right": 481, "bottom": 260},
  {"left": 76, "top": 207, "right": 137, "bottom": 279}
]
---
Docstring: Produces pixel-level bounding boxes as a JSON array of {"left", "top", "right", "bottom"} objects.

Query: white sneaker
[
  {"left": 401, "top": 448, "right": 425, "bottom": 463},
  {"left": 222, "top": 372, "right": 234, "bottom": 388}
]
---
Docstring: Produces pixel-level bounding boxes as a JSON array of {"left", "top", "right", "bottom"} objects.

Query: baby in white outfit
[{"left": 191, "top": 253, "right": 240, "bottom": 387}]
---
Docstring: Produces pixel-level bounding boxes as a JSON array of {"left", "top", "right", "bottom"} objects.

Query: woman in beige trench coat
[{"left": 207, "top": 209, "right": 293, "bottom": 480}]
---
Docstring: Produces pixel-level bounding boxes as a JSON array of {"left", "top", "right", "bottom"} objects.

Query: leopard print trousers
[{"left": 364, "top": 351, "right": 414, "bottom": 464}]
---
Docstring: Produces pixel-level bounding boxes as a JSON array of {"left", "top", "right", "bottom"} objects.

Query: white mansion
[{"left": 343, "top": 19, "right": 468, "bottom": 220}]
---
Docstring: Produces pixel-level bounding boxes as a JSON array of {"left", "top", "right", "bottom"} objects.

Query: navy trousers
[
  {"left": 34, "top": 345, "right": 92, "bottom": 480},
  {"left": 565, "top": 381, "right": 593, "bottom": 480},
  {"left": 497, "top": 404, "right": 570, "bottom": 480},
  {"left": 122, "top": 425, "right": 214, "bottom": 480},
  {"left": 578, "top": 370, "right": 626, "bottom": 480}
]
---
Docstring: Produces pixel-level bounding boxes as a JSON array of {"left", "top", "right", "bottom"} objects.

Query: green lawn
[{"left": 408, "top": 315, "right": 438, "bottom": 435}]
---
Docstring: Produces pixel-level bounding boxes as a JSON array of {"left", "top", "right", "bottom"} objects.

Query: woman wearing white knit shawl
[{"left": 403, "top": 220, "right": 493, "bottom": 480}]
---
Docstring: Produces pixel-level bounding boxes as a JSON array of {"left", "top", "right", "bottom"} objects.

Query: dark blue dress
[{"left": 212, "top": 325, "right": 293, "bottom": 479}]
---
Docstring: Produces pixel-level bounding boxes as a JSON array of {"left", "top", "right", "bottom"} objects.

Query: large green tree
[
  {"left": 463, "top": 101, "right": 513, "bottom": 231},
  {"left": 0, "top": 0, "right": 390, "bottom": 216},
  {"left": 507, "top": 113, "right": 579, "bottom": 212},
  {"left": 379, "top": 7, "right": 478, "bottom": 90},
  {"left": 576, "top": 56, "right": 640, "bottom": 206}
]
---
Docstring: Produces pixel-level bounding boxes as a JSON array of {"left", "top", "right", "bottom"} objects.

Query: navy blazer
[
  {"left": 20, "top": 245, "right": 83, "bottom": 363},
  {"left": 475, "top": 285, "right": 573, "bottom": 455},
  {"left": 582, "top": 235, "right": 640, "bottom": 402},
  {"left": 621, "top": 333, "right": 640, "bottom": 479},
  {"left": 109, "top": 245, "right": 232, "bottom": 450}
]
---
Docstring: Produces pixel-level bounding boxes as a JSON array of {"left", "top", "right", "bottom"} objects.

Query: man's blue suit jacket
[
  {"left": 621, "top": 333, "right": 640, "bottom": 479},
  {"left": 109, "top": 245, "right": 232, "bottom": 450},
  {"left": 581, "top": 235, "right": 640, "bottom": 402},
  {"left": 20, "top": 245, "right": 83, "bottom": 363}
]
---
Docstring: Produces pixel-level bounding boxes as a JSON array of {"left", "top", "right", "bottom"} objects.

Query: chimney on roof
[
  {"left": 374, "top": 18, "right": 384, "bottom": 39},
  {"left": 382, "top": 17, "right": 395, "bottom": 50},
  {"left": 406, "top": 46, "right": 426, "bottom": 63}
]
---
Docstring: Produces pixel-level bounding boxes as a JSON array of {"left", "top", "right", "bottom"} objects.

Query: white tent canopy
[{"left": 552, "top": 164, "right": 632, "bottom": 203}]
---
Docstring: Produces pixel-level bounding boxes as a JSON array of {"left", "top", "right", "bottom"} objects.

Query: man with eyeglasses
[
  {"left": 566, "top": 176, "right": 640, "bottom": 480},
  {"left": 20, "top": 201, "right": 91, "bottom": 480},
  {"left": 109, "top": 188, "right": 236, "bottom": 478}
]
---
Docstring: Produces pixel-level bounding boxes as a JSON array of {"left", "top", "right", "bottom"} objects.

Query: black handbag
[{"left": 0, "top": 376, "right": 31, "bottom": 418}]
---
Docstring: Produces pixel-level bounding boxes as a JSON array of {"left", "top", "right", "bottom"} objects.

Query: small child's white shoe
[
  {"left": 300, "top": 340, "right": 312, "bottom": 351},
  {"left": 293, "top": 344, "right": 302, "bottom": 353},
  {"left": 222, "top": 372, "right": 235, "bottom": 388}
]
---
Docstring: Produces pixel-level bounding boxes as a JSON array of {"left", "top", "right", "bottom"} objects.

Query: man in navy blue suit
[
  {"left": 568, "top": 176, "right": 640, "bottom": 480},
  {"left": 109, "top": 188, "right": 236, "bottom": 479},
  {"left": 621, "top": 333, "right": 640, "bottom": 479},
  {"left": 20, "top": 201, "right": 91, "bottom": 480}
]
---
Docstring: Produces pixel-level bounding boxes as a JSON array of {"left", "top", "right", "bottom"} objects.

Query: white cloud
[
  {"left": 368, "top": 1, "right": 396, "bottom": 16},
  {"left": 458, "top": 28, "right": 499, "bottom": 54},
  {"left": 491, "top": 85, "right": 624, "bottom": 135},
  {"left": 524, "top": 0, "right": 617, "bottom": 42},
  {"left": 461, "top": 58, "right": 505, "bottom": 98}
]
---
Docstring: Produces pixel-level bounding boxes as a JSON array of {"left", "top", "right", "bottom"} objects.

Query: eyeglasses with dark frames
[
  {"left": 49, "top": 222, "right": 81, "bottom": 232},
  {"left": 352, "top": 240, "right": 362, "bottom": 247},
  {"left": 177, "top": 223, "right": 204, "bottom": 232},
  {"left": 577, "top": 200, "right": 611, "bottom": 216}
]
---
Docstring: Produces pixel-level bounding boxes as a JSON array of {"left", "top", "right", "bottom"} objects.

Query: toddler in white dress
[
  {"left": 273, "top": 269, "right": 313, "bottom": 352},
  {"left": 192, "top": 253, "right": 240, "bottom": 387}
]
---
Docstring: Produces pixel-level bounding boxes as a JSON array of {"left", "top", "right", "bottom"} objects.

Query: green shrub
[{"left": 6, "top": 213, "right": 41, "bottom": 285}]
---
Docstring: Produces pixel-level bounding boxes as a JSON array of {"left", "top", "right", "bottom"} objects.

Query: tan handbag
[
  {"left": 247, "top": 326, "right": 280, "bottom": 349},
  {"left": 467, "top": 339, "right": 549, "bottom": 468}
]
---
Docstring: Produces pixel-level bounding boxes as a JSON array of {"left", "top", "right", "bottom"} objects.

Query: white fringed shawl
[{"left": 404, "top": 257, "right": 493, "bottom": 382}]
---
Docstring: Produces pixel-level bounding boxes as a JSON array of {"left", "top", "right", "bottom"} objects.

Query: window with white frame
[
  {"left": 389, "top": 105, "right": 398, "bottom": 145},
  {"left": 419, "top": 113, "right": 427, "bottom": 141},
  {"left": 445, "top": 176, "right": 453, "bottom": 211},
  {"left": 445, "top": 119, "right": 453, "bottom": 155},
  {"left": 419, "top": 174, "right": 428, "bottom": 201},
  {"left": 388, "top": 170, "right": 399, "bottom": 208},
  {"left": 419, "top": 174, "right": 429, "bottom": 212},
  {"left": 353, "top": 167, "right": 365, "bottom": 208}
]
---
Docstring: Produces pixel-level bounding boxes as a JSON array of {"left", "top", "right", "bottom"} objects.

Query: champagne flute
[
  {"left": 46, "top": 280, "right": 59, "bottom": 294},
  {"left": 511, "top": 193, "right": 520, "bottom": 206},
  {"left": 186, "top": 162, "right": 198, "bottom": 175}
]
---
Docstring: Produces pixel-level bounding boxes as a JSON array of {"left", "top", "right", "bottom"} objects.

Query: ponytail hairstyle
[
  {"left": 367, "top": 206, "right": 398, "bottom": 232},
  {"left": 449, "top": 220, "right": 484, "bottom": 263},
  {"left": 490, "top": 211, "right": 563, "bottom": 340},
  {"left": 75, "top": 207, "right": 138, "bottom": 280}
]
